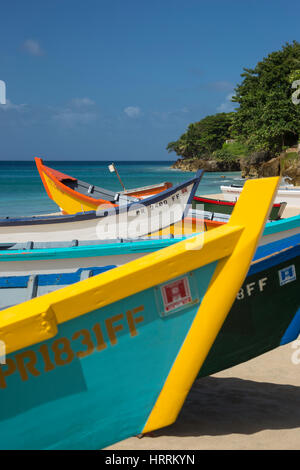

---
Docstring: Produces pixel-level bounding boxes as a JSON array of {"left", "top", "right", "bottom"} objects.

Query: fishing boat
[
  {"left": 199, "top": 230, "right": 300, "bottom": 377},
  {"left": 35, "top": 157, "right": 173, "bottom": 214},
  {"left": 0, "top": 236, "right": 190, "bottom": 276},
  {"left": 1, "top": 230, "right": 299, "bottom": 386},
  {"left": 193, "top": 195, "right": 287, "bottom": 220},
  {"left": 0, "top": 170, "right": 203, "bottom": 243},
  {"left": 221, "top": 183, "right": 300, "bottom": 206},
  {"left": 1, "top": 213, "right": 299, "bottom": 277},
  {"left": 0, "top": 177, "right": 279, "bottom": 449}
]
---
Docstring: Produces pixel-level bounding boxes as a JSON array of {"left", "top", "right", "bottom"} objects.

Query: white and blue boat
[
  {"left": 0, "top": 170, "right": 203, "bottom": 243},
  {"left": 0, "top": 214, "right": 299, "bottom": 277}
]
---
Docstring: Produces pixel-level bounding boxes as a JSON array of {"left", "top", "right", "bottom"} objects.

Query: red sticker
[{"left": 161, "top": 277, "right": 192, "bottom": 313}]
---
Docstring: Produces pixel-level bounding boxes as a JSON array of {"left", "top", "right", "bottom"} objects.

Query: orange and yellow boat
[{"left": 35, "top": 157, "right": 173, "bottom": 215}]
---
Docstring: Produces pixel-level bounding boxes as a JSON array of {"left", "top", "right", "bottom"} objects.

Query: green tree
[
  {"left": 231, "top": 41, "right": 300, "bottom": 153},
  {"left": 167, "top": 112, "right": 234, "bottom": 159}
]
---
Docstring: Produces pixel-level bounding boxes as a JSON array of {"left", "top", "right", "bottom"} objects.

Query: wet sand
[{"left": 106, "top": 342, "right": 300, "bottom": 450}]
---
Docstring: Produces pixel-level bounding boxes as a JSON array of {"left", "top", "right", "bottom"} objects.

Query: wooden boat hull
[
  {"left": 221, "top": 184, "right": 300, "bottom": 206},
  {"left": 0, "top": 171, "right": 203, "bottom": 243},
  {"left": 0, "top": 177, "right": 279, "bottom": 449},
  {"left": 35, "top": 157, "right": 173, "bottom": 214},
  {"left": 1, "top": 262, "right": 219, "bottom": 449},
  {"left": 199, "top": 231, "right": 300, "bottom": 377},
  {"left": 1, "top": 215, "right": 299, "bottom": 277},
  {"left": 1, "top": 234, "right": 299, "bottom": 393},
  {"left": 0, "top": 237, "right": 189, "bottom": 276},
  {"left": 193, "top": 195, "right": 287, "bottom": 220}
]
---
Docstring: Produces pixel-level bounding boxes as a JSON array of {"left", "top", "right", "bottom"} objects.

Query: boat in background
[
  {"left": 0, "top": 170, "right": 203, "bottom": 243},
  {"left": 0, "top": 236, "right": 190, "bottom": 276},
  {"left": 221, "top": 183, "right": 300, "bottom": 206},
  {"left": 0, "top": 177, "right": 279, "bottom": 449},
  {"left": 35, "top": 157, "right": 173, "bottom": 214},
  {"left": 193, "top": 195, "right": 287, "bottom": 220},
  {"left": 1, "top": 212, "right": 299, "bottom": 277}
]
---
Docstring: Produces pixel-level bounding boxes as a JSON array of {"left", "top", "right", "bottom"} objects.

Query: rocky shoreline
[
  {"left": 172, "top": 158, "right": 240, "bottom": 173},
  {"left": 172, "top": 150, "right": 300, "bottom": 185}
]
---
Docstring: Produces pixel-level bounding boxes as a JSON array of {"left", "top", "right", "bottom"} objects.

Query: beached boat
[
  {"left": 193, "top": 195, "right": 287, "bottom": 220},
  {"left": 1, "top": 213, "right": 299, "bottom": 277},
  {"left": 0, "top": 177, "right": 279, "bottom": 449},
  {"left": 199, "top": 230, "right": 300, "bottom": 377},
  {"left": 221, "top": 183, "right": 300, "bottom": 206},
  {"left": 1, "top": 231, "right": 299, "bottom": 385},
  {"left": 0, "top": 236, "right": 189, "bottom": 276},
  {"left": 0, "top": 171, "right": 203, "bottom": 243},
  {"left": 35, "top": 157, "right": 173, "bottom": 214}
]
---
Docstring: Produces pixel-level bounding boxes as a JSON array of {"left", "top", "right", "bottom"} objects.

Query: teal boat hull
[
  {"left": 0, "top": 262, "right": 217, "bottom": 449},
  {"left": 1, "top": 235, "right": 300, "bottom": 449}
]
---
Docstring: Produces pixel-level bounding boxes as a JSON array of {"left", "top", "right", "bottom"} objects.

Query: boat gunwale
[{"left": 194, "top": 195, "right": 284, "bottom": 209}]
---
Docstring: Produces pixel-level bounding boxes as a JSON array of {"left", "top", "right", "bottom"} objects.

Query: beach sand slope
[{"left": 105, "top": 342, "right": 300, "bottom": 450}]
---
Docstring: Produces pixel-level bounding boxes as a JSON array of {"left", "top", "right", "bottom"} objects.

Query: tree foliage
[
  {"left": 166, "top": 113, "right": 234, "bottom": 159},
  {"left": 231, "top": 41, "right": 300, "bottom": 153},
  {"left": 167, "top": 41, "right": 300, "bottom": 160}
]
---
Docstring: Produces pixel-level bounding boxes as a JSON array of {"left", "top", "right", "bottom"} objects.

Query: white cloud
[
  {"left": 124, "top": 106, "right": 141, "bottom": 118},
  {"left": 52, "top": 97, "right": 98, "bottom": 127},
  {"left": 70, "top": 97, "right": 95, "bottom": 108},
  {"left": 53, "top": 110, "right": 97, "bottom": 126},
  {"left": 0, "top": 99, "right": 26, "bottom": 112},
  {"left": 22, "top": 39, "right": 44, "bottom": 56},
  {"left": 217, "top": 93, "right": 235, "bottom": 112}
]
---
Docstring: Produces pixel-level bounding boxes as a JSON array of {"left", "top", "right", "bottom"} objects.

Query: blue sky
[{"left": 0, "top": 0, "right": 299, "bottom": 160}]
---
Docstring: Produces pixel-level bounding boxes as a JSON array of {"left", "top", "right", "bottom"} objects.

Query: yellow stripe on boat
[
  {"left": 0, "top": 177, "right": 280, "bottom": 440},
  {"left": 142, "top": 176, "right": 280, "bottom": 433},
  {"left": 0, "top": 224, "right": 243, "bottom": 354}
]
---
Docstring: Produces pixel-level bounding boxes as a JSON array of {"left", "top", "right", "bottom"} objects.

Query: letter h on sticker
[{"left": 279, "top": 265, "right": 296, "bottom": 286}]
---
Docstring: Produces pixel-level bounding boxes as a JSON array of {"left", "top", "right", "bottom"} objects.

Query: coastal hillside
[{"left": 168, "top": 41, "right": 300, "bottom": 185}]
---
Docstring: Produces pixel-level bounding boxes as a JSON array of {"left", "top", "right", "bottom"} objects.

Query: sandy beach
[{"left": 106, "top": 342, "right": 300, "bottom": 450}]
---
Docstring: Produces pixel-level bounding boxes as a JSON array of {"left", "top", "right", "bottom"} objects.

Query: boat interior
[{"left": 45, "top": 164, "right": 140, "bottom": 204}]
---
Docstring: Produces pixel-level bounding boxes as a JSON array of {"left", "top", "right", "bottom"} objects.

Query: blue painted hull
[{"left": 0, "top": 262, "right": 217, "bottom": 449}]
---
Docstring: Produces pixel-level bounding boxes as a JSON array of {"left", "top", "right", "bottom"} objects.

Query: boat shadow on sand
[{"left": 150, "top": 375, "right": 300, "bottom": 437}]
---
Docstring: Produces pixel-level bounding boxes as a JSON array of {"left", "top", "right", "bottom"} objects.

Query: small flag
[{"left": 108, "top": 163, "right": 115, "bottom": 173}]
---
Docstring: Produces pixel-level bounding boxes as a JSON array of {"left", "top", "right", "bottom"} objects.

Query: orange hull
[{"left": 35, "top": 157, "right": 172, "bottom": 215}]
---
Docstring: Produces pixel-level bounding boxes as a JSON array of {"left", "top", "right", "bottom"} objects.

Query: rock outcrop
[
  {"left": 172, "top": 158, "right": 240, "bottom": 172},
  {"left": 283, "top": 159, "right": 300, "bottom": 186},
  {"left": 172, "top": 150, "right": 300, "bottom": 185},
  {"left": 241, "top": 150, "right": 300, "bottom": 184}
]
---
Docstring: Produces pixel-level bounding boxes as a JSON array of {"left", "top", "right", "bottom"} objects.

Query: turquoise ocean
[{"left": 0, "top": 161, "right": 243, "bottom": 218}]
